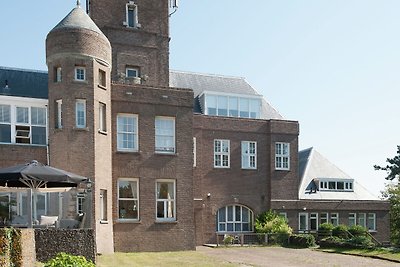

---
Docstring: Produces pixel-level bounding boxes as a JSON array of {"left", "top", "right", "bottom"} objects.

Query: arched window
[{"left": 216, "top": 205, "right": 253, "bottom": 232}]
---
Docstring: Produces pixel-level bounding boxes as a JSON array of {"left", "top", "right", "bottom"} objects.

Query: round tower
[{"left": 46, "top": 2, "right": 114, "bottom": 254}]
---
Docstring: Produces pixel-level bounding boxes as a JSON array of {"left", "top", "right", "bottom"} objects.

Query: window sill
[
  {"left": 100, "top": 220, "right": 108, "bottom": 224},
  {"left": 214, "top": 166, "right": 230, "bottom": 169},
  {"left": 241, "top": 167, "right": 257, "bottom": 171},
  {"left": 155, "top": 220, "right": 177, "bottom": 224},
  {"left": 0, "top": 142, "right": 47, "bottom": 147},
  {"left": 275, "top": 168, "right": 290, "bottom": 171},
  {"left": 154, "top": 152, "right": 177, "bottom": 156},
  {"left": 98, "top": 130, "right": 108, "bottom": 135},
  {"left": 98, "top": 84, "right": 107, "bottom": 90},
  {"left": 73, "top": 79, "right": 88, "bottom": 84},
  {"left": 73, "top": 127, "right": 89, "bottom": 131},
  {"left": 116, "top": 219, "right": 141, "bottom": 224},
  {"left": 116, "top": 150, "right": 140, "bottom": 154},
  {"left": 368, "top": 230, "right": 377, "bottom": 233}
]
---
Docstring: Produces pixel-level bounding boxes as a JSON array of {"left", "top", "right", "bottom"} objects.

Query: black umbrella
[{"left": 0, "top": 160, "right": 88, "bottom": 189}]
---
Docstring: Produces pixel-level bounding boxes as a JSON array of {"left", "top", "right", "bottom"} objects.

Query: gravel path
[{"left": 196, "top": 246, "right": 399, "bottom": 267}]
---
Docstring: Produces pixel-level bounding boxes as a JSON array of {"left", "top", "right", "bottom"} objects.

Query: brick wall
[{"left": 0, "top": 145, "right": 47, "bottom": 168}]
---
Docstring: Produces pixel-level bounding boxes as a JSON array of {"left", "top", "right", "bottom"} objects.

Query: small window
[
  {"left": 55, "top": 100, "right": 62, "bottom": 129},
  {"left": 242, "top": 141, "right": 257, "bottom": 169},
  {"left": 99, "top": 69, "right": 106, "bottom": 87},
  {"left": 348, "top": 213, "right": 356, "bottom": 227},
  {"left": 100, "top": 189, "right": 107, "bottom": 222},
  {"left": 0, "top": 105, "right": 11, "bottom": 143},
  {"left": 320, "top": 212, "right": 328, "bottom": 225},
  {"left": 358, "top": 213, "right": 366, "bottom": 228},
  {"left": 126, "top": 67, "right": 139, "bottom": 78},
  {"left": 75, "top": 100, "right": 86, "bottom": 128},
  {"left": 299, "top": 213, "right": 308, "bottom": 232},
  {"left": 330, "top": 213, "right": 339, "bottom": 226},
  {"left": 76, "top": 193, "right": 85, "bottom": 214},
  {"left": 193, "top": 137, "right": 197, "bottom": 167},
  {"left": 125, "top": 2, "right": 139, "bottom": 28},
  {"left": 367, "top": 213, "right": 376, "bottom": 231},
  {"left": 117, "top": 114, "right": 138, "bottom": 152},
  {"left": 275, "top": 142, "right": 290, "bottom": 170},
  {"left": 31, "top": 107, "right": 46, "bottom": 145},
  {"left": 118, "top": 178, "right": 139, "bottom": 220},
  {"left": 99, "top": 102, "right": 107, "bottom": 133},
  {"left": 156, "top": 180, "right": 175, "bottom": 221},
  {"left": 54, "top": 67, "right": 62, "bottom": 82},
  {"left": 214, "top": 139, "right": 230, "bottom": 168},
  {"left": 75, "top": 67, "right": 86, "bottom": 81},
  {"left": 310, "top": 213, "right": 318, "bottom": 231},
  {"left": 155, "top": 117, "right": 175, "bottom": 153}
]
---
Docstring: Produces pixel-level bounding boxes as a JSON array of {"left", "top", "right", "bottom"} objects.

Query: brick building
[{"left": 0, "top": 0, "right": 389, "bottom": 253}]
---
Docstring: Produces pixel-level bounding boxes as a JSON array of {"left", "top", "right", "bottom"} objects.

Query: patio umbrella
[
  {"left": 0, "top": 160, "right": 89, "bottom": 227},
  {"left": 0, "top": 160, "right": 88, "bottom": 189}
]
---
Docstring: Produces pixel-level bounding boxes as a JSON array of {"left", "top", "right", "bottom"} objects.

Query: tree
[{"left": 374, "top": 145, "right": 400, "bottom": 181}]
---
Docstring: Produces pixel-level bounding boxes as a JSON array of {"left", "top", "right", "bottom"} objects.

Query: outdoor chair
[{"left": 58, "top": 213, "right": 86, "bottom": 229}]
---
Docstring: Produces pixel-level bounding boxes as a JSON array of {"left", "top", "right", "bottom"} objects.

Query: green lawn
[
  {"left": 318, "top": 247, "right": 400, "bottom": 262},
  {"left": 97, "top": 251, "right": 238, "bottom": 267}
]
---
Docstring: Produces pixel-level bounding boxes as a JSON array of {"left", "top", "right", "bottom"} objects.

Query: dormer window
[
  {"left": 125, "top": 1, "right": 140, "bottom": 28},
  {"left": 318, "top": 179, "right": 354, "bottom": 192}
]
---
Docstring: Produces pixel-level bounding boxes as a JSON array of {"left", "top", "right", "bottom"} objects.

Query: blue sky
[{"left": 1, "top": 1, "right": 399, "bottom": 195}]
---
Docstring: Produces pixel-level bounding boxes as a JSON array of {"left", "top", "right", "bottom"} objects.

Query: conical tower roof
[{"left": 50, "top": 5, "right": 103, "bottom": 36}]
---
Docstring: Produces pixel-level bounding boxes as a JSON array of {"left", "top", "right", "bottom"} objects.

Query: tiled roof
[
  {"left": 0, "top": 67, "right": 48, "bottom": 99},
  {"left": 49, "top": 6, "right": 103, "bottom": 35},
  {"left": 298, "top": 147, "right": 379, "bottom": 200},
  {"left": 170, "top": 70, "right": 283, "bottom": 119}
]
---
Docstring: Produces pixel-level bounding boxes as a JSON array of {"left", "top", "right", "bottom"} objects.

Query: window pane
[
  {"left": 31, "top": 126, "right": 46, "bottom": 145},
  {"left": 229, "top": 97, "right": 238, "bottom": 117},
  {"left": 218, "top": 207, "right": 226, "bottom": 222},
  {"left": 0, "top": 125, "right": 11, "bottom": 143},
  {"left": 206, "top": 95, "right": 217, "bottom": 115},
  {"left": 239, "top": 98, "right": 249, "bottom": 118},
  {"left": 217, "top": 96, "right": 228, "bottom": 116},
  {"left": 119, "top": 180, "right": 137, "bottom": 198},
  {"left": 16, "top": 107, "right": 29, "bottom": 124},
  {"left": 249, "top": 99, "right": 260, "bottom": 118},
  {"left": 119, "top": 200, "right": 138, "bottom": 219},
  {"left": 31, "top": 107, "right": 46, "bottom": 125},
  {"left": 227, "top": 206, "right": 233, "bottom": 221},
  {"left": 235, "top": 206, "right": 241, "bottom": 221},
  {"left": 0, "top": 105, "right": 10, "bottom": 123}
]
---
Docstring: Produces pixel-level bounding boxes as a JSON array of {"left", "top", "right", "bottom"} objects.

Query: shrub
[
  {"left": 348, "top": 225, "right": 367, "bottom": 237},
  {"left": 318, "top": 223, "right": 334, "bottom": 231},
  {"left": 289, "top": 234, "right": 316, "bottom": 248},
  {"left": 44, "top": 252, "right": 95, "bottom": 267},
  {"left": 319, "top": 236, "right": 345, "bottom": 248},
  {"left": 346, "top": 236, "right": 374, "bottom": 248},
  {"left": 332, "top": 224, "right": 349, "bottom": 239},
  {"left": 255, "top": 210, "right": 292, "bottom": 246},
  {"left": 223, "top": 235, "right": 234, "bottom": 245}
]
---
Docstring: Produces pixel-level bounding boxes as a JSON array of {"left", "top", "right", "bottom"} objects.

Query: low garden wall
[{"left": 35, "top": 229, "right": 96, "bottom": 263}]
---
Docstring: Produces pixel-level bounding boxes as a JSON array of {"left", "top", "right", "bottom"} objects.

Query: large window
[
  {"left": 217, "top": 205, "right": 253, "bottom": 232},
  {"left": 118, "top": 179, "right": 139, "bottom": 220},
  {"left": 156, "top": 180, "right": 175, "bottom": 221},
  {"left": 205, "top": 94, "right": 261, "bottom": 119},
  {"left": 214, "top": 139, "right": 230, "bottom": 168},
  {"left": 241, "top": 141, "right": 257, "bottom": 169},
  {"left": 117, "top": 114, "right": 138, "bottom": 152},
  {"left": 75, "top": 100, "right": 86, "bottom": 128},
  {"left": 155, "top": 117, "right": 175, "bottom": 153},
  {"left": 275, "top": 142, "right": 290, "bottom": 170},
  {"left": 0, "top": 105, "right": 11, "bottom": 143}
]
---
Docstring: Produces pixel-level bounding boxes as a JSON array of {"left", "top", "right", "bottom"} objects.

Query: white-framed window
[
  {"left": 319, "top": 179, "right": 354, "bottom": 192},
  {"left": 358, "top": 213, "right": 366, "bottom": 228},
  {"left": 0, "top": 105, "right": 11, "bottom": 143},
  {"left": 117, "top": 114, "right": 138, "bottom": 152},
  {"left": 125, "top": 1, "right": 140, "bottom": 28},
  {"left": 310, "top": 213, "right": 318, "bottom": 231},
  {"left": 100, "top": 189, "right": 107, "bottom": 222},
  {"left": 74, "top": 67, "right": 86, "bottom": 81},
  {"left": 15, "top": 106, "right": 30, "bottom": 144},
  {"left": 299, "top": 213, "right": 308, "bottom": 232},
  {"left": 55, "top": 100, "right": 62, "bottom": 129},
  {"left": 275, "top": 142, "right": 290, "bottom": 170},
  {"left": 330, "top": 213, "right": 339, "bottom": 226},
  {"left": 31, "top": 107, "right": 46, "bottom": 145},
  {"left": 99, "top": 69, "right": 106, "bottom": 87},
  {"left": 126, "top": 67, "right": 140, "bottom": 78},
  {"left": 241, "top": 141, "right": 257, "bottom": 169},
  {"left": 155, "top": 117, "right": 175, "bottom": 153},
  {"left": 320, "top": 212, "right": 328, "bottom": 225},
  {"left": 367, "top": 213, "right": 376, "bottom": 231},
  {"left": 217, "top": 205, "right": 253, "bottom": 232},
  {"left": 75, "top": 100, "right": 86, "bottom": 128},
  {"left": 204, "top": 94, "right": 261, "bottom": 119},
  {"left": 76, "top": 193, "right": 85, "bottom": 214},
  {"left": 193, "top": 137, "right": 197, "bottom": 167},
  {"left": 214, "top": 139, "right": 230, "bottom": 168},
  {"left": 348, "top": 213, "right": 356, "bottom": 227},
  {"left": 99, "top": 102, "right": 107, "bottom": 133},
  {"left": 156, "top": 180, "right": 175, "bottom": 221},
  {"left": 54, "top": 67, "right": 62, "bottom": 82},
  {"left": 118, "top": 178, "right": 139, "bottom": 220}
]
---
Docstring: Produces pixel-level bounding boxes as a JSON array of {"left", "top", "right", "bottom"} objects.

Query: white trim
[
  {"left": 214, "top": 139, "right": 230, "bottom": 168},
  {"left": 241, "top": 141, "right": 257, "bottom": 169},
  {"left": 275, "top": 142, "right": 290, "bottom": 170},
  {"left": 200, "top": 90, "right": 263, "bottom": 99}
]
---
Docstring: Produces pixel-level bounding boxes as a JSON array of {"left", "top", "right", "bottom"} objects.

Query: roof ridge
[
  {"left": 0, "top": 66, "right": 47, "bottom": 74},
  {"left": 170, "top": 70, "right": 246, "bottom": 80}
]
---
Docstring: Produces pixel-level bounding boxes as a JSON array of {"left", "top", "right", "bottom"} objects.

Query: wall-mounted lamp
[{"left": 207, "top": 193, "right": 211, "bottom": 197}]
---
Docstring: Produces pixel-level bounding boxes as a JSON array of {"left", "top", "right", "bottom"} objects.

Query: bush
[
  {"left": 319, "top": 223, "right": 334, "bottom": 231},
  {"left": 289, "top": 234, "right": 316, "bottom": 248},
  {"left": 346, "top": 236, "right": 375, "bottom": 248},
  {"left": 332, "top": 224, "right": 349, "bottom": 239},
  {"left": 255, "top": 210, "right": 292, "bottom": 235},
  {"left": 319, "top": 236, "right": 345, "bottom": 248},
  {"left": 223, "top": 235, "right": 234, "bottom": 245},
  {"left": 348, "top": 225, "right": 367, "bottom": 237},
  {"left": 44, "top": 252, "right": 95, "bottom": 267}
]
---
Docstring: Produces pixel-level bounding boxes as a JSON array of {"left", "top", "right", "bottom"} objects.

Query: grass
[
  {"left": 318, "top": 247, "right": 400, "bottom": 262},
  {"left": 96, "top": 251, "right": 239, "bottom": 267}
]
